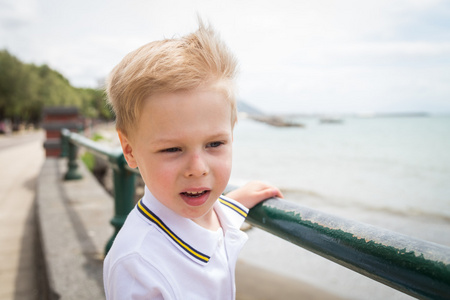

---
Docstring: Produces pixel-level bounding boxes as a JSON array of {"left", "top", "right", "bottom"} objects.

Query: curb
[{"left": 36, "top": 158, "right": 114, "bottom": 299}]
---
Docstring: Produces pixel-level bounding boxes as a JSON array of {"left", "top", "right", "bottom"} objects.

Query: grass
[{"left": 81, "top": 132, "right": 105, "bottom": 171}]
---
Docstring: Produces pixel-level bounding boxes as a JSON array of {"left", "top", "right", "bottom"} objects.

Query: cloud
[
  {"left": 0, "top": 0, "right": 449, "bottom": 113},
  {"left": 0, "top": 0, "right": 37, "bottom": 29}
]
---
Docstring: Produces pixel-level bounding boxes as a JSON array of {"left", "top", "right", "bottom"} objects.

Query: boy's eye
[
  {"left": 207, "top": 141, "right": 224, "bottom": 148},
  {"left": 161, "top": 147, "right": 181, "bottom": 153}
]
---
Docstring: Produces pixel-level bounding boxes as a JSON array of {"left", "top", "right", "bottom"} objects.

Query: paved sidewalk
[
  {"left": 0, "top": 131, "right": 44, "bottom": 300},
  {"left": 37, "top": 157, "right": 113, "bottom": 299}
]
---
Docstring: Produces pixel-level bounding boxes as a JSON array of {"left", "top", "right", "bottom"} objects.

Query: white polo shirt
[{"left": 103, "top": 186, "right": 249, "bottom": 300}]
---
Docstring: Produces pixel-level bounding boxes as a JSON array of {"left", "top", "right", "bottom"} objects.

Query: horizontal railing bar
[
  {"left": 61, "top": 128, "right": 122, "bottom": 162},
  {"left": 247, "top": 198, "right": 450, "bottom": 300},
  {"left": 62, "top": 129, "right": 141, "bottom": 176}
]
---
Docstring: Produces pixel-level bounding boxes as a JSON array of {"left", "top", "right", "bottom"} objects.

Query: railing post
[
  {"left": 63, "top": 132, "right": 83, "bottom": 180},
  {"left": 60, "top": 129, "right": 69, "bottom": 158},
  {"left": 105, "top": 153, "right": 136, "bottom": 254}
]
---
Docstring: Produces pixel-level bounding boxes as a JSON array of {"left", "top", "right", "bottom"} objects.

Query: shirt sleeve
[{"left": 105, "top": 253, "right": 175, "bottom": 300}]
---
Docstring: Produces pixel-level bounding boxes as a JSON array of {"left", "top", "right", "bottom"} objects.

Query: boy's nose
[{"left": 185, "top": 153, "right": 209, "bottom": 177}]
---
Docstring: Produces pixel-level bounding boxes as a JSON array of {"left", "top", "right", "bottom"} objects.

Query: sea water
[
  {"left": 231, "top": 116, "right": 450, "bottom": 219},
  {"left": 232, "top": 116, "right": 450, "bottom": 299}
]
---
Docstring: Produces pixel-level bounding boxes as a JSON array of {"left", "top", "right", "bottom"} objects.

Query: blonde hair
[{"left": 106, "top": 21, "right": 238, "bottom": 136}]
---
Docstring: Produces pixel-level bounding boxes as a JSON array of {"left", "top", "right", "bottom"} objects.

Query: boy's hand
[{"left": 226, "top": 181, "right": 283, "bottom": 209}]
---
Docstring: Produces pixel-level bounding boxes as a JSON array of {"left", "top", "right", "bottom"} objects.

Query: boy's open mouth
[
  {"left": 180, "top": 190, "right": 211, "bottom": 207},
  {"left": 180, "top": 190, "right": 208, "bottom": 198}
]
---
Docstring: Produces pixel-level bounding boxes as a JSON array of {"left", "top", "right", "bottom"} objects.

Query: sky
[{"left": 1, "top": 0, "right": 450, "bottom": 115}]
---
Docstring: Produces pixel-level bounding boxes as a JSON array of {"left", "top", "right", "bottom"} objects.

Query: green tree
[
  {"left": 0, "top": 50, "right": 27, "bottom": 120},
  {"left": 0, "top": 50, "right": 113, "bottom": 125}
]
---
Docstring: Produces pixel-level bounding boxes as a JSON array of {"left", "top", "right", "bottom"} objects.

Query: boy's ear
[{"left": 117, "top": 131, "right": 138, "bottom": 169}]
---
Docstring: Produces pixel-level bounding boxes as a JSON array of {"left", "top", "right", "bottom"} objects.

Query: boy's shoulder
[
  {"left": 105, "top": 206, "right": 159, "bottom": 261},
  {"left": 103, "top": 207, "right": 180, "bottom": 299}
]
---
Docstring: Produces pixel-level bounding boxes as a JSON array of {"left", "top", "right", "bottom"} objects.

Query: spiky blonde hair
[{"left": 106, "top": 21, "right": 238, "bottom": 136}]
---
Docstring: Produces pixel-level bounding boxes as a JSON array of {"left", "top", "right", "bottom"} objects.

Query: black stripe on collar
[{"left": 137, "top": 199, "right": 210, "bottom": 264}]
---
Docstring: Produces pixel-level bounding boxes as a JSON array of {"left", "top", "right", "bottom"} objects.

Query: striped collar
[{"left": 136, "top": 187, "right": 248, "bottom": 265}]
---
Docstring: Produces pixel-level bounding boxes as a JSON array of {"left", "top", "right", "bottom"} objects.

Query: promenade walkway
[{"left": 0, "top": 130, "right": 44, "bottom": 300}]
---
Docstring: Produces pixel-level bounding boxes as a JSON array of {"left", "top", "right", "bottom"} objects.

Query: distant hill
[
  {"left": 236, "top": 100, "right": 304, "bottom": 127},
  {"left": 236, "top": 100, "right": 264, "bottom": 116}
]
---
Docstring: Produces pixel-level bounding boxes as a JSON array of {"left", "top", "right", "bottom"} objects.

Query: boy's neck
[{"left": 192, "top": 209, "right": 221, "bottom": 231}]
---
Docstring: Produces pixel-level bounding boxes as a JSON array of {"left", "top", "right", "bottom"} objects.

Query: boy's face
[{"left": 119, "top": 87, "right": 233, "bottom": 227}]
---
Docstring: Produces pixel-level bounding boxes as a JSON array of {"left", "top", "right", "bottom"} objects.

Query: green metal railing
[
  {"left": 61, "top": 128, "right": 138, "bottom": 253},
  {"left": 247, "top": 199, "right": 450, "bottom": 300},
  {"left": 60, "top": 128, "right": 450, "bottom": 299}
]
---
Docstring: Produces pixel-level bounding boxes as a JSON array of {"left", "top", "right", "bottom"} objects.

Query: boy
[{"left": 103, "top": 22, "right": 282, "bottom": 299}]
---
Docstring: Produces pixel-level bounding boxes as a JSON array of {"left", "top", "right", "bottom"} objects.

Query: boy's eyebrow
[{"left": 150, "top": 131, "right": 231, "bottom": 146}]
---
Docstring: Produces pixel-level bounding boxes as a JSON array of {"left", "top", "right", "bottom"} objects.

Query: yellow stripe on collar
[
  {"left": 137, "top": 199, "right": 210, "bottom": 263},
  {"left": 219, "top": 197, "right": 248, "bottom": 218}
]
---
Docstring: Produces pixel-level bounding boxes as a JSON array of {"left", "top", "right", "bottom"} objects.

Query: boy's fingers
[
  {"left": 275, "top": 189, "right": 284, "bottom": 198},
  {"left": 272, "top": 188, "right": 283, "bottom": 198},
  {"left": 257, "top": 187, "right": 283, "bottom": 199}
]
